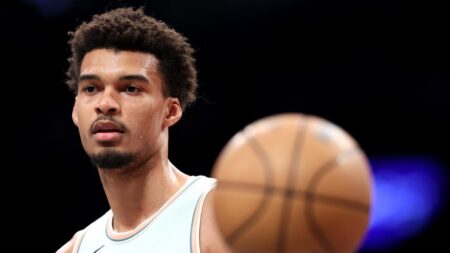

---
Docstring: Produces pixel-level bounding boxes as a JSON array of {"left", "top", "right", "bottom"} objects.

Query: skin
[{"left": 57, "top": 48, "right": 231, "bottom": 253}]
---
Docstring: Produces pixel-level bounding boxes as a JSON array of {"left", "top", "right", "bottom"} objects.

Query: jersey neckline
[{"left": 105, "top": 175, "right": 198, "bottom": 241}]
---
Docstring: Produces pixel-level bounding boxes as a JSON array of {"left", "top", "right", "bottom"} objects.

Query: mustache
[{"left": 90, "top": 115, "right": 127, "bottom": 134}]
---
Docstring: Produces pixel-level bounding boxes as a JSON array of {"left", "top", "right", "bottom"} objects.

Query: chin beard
[{"left": 89, "top": 149, "right": 135, "bottom": 170}]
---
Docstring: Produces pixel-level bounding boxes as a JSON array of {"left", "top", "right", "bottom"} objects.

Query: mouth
[
  {"left": 92, "top": 121, "right": 125, "bottom": 134},
  {"left": 91, "top": 121, "right": 125, "bottom": 143}
]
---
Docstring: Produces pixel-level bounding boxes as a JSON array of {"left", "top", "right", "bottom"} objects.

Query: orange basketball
[{"left": 211, "top": 113, "right": 373, "bottom": 253}]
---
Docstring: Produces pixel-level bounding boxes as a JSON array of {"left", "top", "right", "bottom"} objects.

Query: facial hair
[{"left": 89, "top": 149, "right": 135, "bottom": 170}]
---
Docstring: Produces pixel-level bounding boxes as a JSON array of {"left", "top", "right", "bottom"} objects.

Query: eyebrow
[
  {"left": 119, "top": 75, "right": 149, "bottom": 83},
  {"left": 79, "top": 74, "right": 100, "bottom": 81},
  {"left": 79, "top": 74, "right": 150, "bottom": 83}
]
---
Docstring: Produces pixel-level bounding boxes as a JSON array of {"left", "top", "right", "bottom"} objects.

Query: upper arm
[
  {"left": 56, "top": 230, "right": 85, "bottom": 253},
  {"left": 199, "top": 188, "right": 234, "bottom": 253}
]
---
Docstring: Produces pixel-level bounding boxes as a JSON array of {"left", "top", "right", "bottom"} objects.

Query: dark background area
[{"left": 2, "top": 0, "right": 448, "bottom": 252}]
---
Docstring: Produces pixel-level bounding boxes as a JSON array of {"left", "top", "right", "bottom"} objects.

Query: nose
[{"left": 95, "top": 89, "right": 120, "bottom": 115}]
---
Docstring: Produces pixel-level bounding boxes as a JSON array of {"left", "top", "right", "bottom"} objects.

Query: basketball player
[{"left": 56, "top": 7, "right": 231, "bottom": 253}]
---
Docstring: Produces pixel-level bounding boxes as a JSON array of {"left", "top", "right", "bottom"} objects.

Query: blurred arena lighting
[
  {"left": 20, "top": 0, "right": 75, "bottom": 17},
  {"left": 360, "top": 155, "right": 448, "bottom": 251}
]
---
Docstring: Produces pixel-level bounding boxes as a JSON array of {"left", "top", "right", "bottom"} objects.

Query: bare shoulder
[
  {"left": 56, "top": 230, "right": 85, "bottom": 253},
  {"left": 200, "top": 187, "right": 234, "bottom": 253}
]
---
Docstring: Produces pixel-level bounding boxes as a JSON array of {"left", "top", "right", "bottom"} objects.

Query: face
[{"left": 72, "top": 48, "right": 182, "bottom": 170}]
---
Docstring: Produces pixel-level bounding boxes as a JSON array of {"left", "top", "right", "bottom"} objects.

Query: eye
[
  {"left": 125, "top": 85, "right": 140, "bottom": 94},
  {"left": 82, "top": 85, "right": 99, "bottom": 94}
]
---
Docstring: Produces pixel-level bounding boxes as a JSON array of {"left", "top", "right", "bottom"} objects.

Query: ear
[
  {"left": 72, "top": 97, "right": 79, "bottom": 127},
  {"left": 164, "top": 97, "right": 182, "bottom": 128}
]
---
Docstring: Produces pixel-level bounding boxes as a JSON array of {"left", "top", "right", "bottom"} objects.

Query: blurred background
[{"left": 2, "top": 0, "right": 448, "bottom": 252}]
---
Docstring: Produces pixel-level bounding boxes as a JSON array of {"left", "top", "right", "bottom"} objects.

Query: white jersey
[{"left": 73, "top": 176, "right": 217, "bottom": 253}]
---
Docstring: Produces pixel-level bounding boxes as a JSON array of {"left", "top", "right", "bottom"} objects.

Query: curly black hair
[{"left": 66, "top": 7, "right": 197, "bottom": 109}]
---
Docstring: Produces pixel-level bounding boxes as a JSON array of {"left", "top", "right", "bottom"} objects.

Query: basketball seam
[
  {"left": 276, "top": 116, "right": 307, "bottom": 253},
  {"left": 304, "top": 148, "right": 362, "bottom": 253},
  {"left": 225, "top": 132, "right": 275, "bottom": 245},
  {"left": 215, "top": 180, "right": 370, "bottom": 212}
]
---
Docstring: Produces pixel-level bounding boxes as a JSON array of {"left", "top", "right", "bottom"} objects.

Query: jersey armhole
[
  {"left": 191, "top": 185, "right": 215, "bottom": 253},
  {"left": 72, "top": 227, "right": 88, "bottom": 253}
]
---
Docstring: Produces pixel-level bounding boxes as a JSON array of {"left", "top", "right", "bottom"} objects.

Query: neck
[{"left": 98, "top": 158, "right": 189, "bottom": 232}]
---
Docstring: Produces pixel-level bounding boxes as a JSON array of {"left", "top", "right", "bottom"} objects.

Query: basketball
[{"left": 211, "top": 113, "right": 373, "bottom": 253}]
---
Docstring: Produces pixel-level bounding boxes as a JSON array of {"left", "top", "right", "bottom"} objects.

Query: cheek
[
  {"left": 76, "top": 110, "right": 91, "bottom": 132},
  {"left": 128, "top": 104, "right": 165, "bottom": 137},
  {"left": 73, "top": 106, "right": 93, "bottom": 141},
  {"left": 77, "top": 119, "right": 91, "bottom": 144},
  {"left": 133, "top": 112, "right": 159, "bottom": 136}
]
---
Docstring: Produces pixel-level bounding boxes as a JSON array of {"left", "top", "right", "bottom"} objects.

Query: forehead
[{"left": 80, "top": 49, "right": 160, "bottom": 77}]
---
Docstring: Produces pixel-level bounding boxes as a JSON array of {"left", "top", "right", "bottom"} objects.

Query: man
[{"left": 57, "top": 7, "right": 231, "bottom": 253}]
